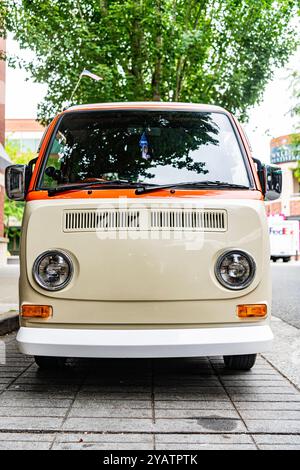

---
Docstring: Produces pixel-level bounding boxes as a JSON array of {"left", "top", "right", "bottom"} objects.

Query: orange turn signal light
[
  {"left": 237, "top": 304, "right": 267, "bottom": 318},
  {"left": 21, "top": 305, "right": 52, "bottom": 318}
]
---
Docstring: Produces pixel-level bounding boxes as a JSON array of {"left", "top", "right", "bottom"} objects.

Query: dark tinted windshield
[{"left": 40, "top": 110, "right": 250, "bottom": 188}]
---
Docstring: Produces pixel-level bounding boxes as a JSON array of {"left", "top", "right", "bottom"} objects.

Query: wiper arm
[
  {"left": 47, "top": 179, "right": 249, "bottom": 196},
  {"left": 47, "top": 180, "right": 143, "bottom": 196},
  {"left": 135, "top": 180, "right": 250, "bottom": 195}
]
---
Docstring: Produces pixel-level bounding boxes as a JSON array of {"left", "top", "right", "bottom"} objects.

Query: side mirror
[
  {"left": 5, "top": 164, "right": 28, "bottom": 201},
  {"left": 253, "top": 158, "right": 266, "bottom": 195},
  {"left": 45, "top": 166, "right": 62, "bottom": 182},
  {"left": 265, "top": 164, "right": 282, "bottom": 201},
  {"left": 252, "top": 159, "right": 282, "bottom": 201}
]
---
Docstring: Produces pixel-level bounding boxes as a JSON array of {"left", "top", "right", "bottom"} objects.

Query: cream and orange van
[{"left": 5, "top": 102, "right": 282, "bottom": 370}]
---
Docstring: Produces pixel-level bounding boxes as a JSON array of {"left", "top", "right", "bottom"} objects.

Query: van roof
[{"left": 65, "top": 101, "right": 228, "bottom": 114}]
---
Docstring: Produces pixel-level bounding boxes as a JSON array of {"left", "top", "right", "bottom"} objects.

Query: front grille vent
[
  {"left": 150, "top": 209, "right": 226, "bottom": 231},
  {"left": 64, "top": 210, "right": 140, "bottom": 231},
  {"left": 63, "top": 209, "right": 227, "bottom": 232}
]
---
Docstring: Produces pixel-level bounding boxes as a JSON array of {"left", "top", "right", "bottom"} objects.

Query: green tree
[
  {"left": 4, "top": 141, "right": 34, "bottom": 226},
  {"left": 291, "top": 71, "right": 300, "bottom": 123},
  {"left": 0, "top": 0, "right": 299, "bottom": 124},
  {"left": 289, "top": 71, "right": 300, "bottom": 182},
  {"left": 291, "top": 133, "right": 300, "bottom": 182}
]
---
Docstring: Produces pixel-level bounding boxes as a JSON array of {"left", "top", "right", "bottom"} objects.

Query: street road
[{"left": 271, "top": 262, "right": 300, "bottom": 329}]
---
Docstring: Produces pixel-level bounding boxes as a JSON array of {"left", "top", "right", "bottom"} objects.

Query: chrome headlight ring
[
  {"left": 32, "top": 250, "right": 73, "bottom": 291},
  {"left": 215, "top": 250, "right": 256, "bottom": 290}
]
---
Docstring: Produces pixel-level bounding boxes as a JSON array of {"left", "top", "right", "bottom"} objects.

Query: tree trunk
[
  {"left": 151, "top": 0, "right": 163, "bottom": 101},
  {"left": 151, "top": 33, "right": 162, "bottom": 101}
]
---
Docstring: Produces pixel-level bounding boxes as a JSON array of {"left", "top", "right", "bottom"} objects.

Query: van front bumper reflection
[{"left": 17, "top": 324, "right": 273, "bottom": 358}]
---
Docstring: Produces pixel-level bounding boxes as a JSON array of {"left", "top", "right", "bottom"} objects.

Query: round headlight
[
  {"left": 215, "top": 250, "right": 256, "bottom": 290},
  {"left": 33, "top": 250, "right": 73, "bottom": 291}
]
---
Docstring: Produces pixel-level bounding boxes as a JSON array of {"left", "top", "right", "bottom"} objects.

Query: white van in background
[{"left": 268, "top": 216, "right": 300, "bottom": 262}]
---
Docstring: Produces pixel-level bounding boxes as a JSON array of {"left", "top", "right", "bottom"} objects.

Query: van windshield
[{"left": 39, "top": 110, "right": 251, "bottom": 189}]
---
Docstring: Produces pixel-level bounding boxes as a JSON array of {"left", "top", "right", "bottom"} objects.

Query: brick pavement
[{"left": 1, "top": 332, "right": 300, "bottom": 450}]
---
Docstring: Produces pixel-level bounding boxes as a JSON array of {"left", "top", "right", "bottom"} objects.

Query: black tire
[
  {"left": 283, "top": 257, "right": 290, "bottom": 263},
  {"left": 223, "top": 354, "right": 257, "bottom": 371},
  {"left": 34, "top": 356, "right": 67, "bottom": 369},
  {"left": 271, "top": 257, "right": 277, "bottom": 262}
]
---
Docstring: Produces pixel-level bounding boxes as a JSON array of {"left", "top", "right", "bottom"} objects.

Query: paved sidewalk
[
  {"left": 1, "top": 333, "right": 300, "bottom": 450},
  {"left": 263, "top": 317, "right": 300, "bottom": 389},
  {"left": 0, "top": 265, "right": 19, "bottom": 335},
  {"left": 0, "top": 264, "right": 19, "bottom": 320},
  {"left": 0, "top": 265, "right": 19, "bottom": 301}
]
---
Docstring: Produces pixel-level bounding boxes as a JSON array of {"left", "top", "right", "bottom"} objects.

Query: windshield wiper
[
  {"left": 47, "top": 180, "right": 144, "bottom": 196},
  {"left": 135, "top": 181, "right": 250, "bottom": 195},
  {"left": 47, "top": 179, "right": 249, "bottom": 196}
]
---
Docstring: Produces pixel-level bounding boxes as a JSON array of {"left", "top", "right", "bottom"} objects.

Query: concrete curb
[{"left": 0, "top": 312, "right": 19, "bottom": 336}]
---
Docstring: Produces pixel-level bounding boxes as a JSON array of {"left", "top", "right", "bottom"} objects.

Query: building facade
[
  {"left": 265, "top": 133, "right": 300, "bottom": 222},
  {"left": 0, "top": 37, "right": 8, "bottom": 265},
  {"left": 6, "top": 119, "right": 44, "bottom": 152}
]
